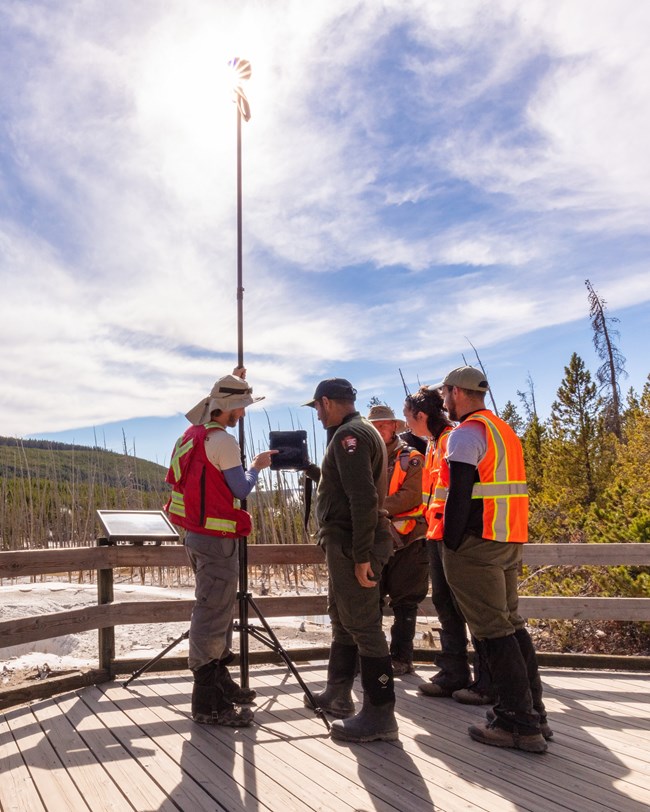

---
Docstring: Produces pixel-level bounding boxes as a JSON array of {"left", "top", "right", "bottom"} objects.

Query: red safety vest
[
  {"left": 463, "top": 410, "right": 528, "bottom": 543},
  {"left": 423, "top": 426, "right": 452, "bottom": 540},
  {"left": 388, "top": 446, "right": 425, "bottom": 535},
  {"left": 164, "top": 422, "right": 252, "bottom": 537}
]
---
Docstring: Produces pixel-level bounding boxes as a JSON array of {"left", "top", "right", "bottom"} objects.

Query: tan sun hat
[
  {"left": 366, "top": 404, "right": 406, "bottom": 432},
  {"left": 185, "top": 375, "right": 265, "bottom": 425}
]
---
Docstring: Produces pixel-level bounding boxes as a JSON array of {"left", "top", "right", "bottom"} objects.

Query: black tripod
[
  {"left": 234, "top": 535, "right": 330, "bottom": 729},
  {"left": 121, "top": 542, "right": 330, "bottom": 730}
]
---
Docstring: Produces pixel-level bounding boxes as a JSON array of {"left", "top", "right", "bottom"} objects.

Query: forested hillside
[
  {"left": 0, "top": 437, "right": 170, "bottom": 550},
  {"left": 0, "top": 436, "right": 166, "bottom": 490}
]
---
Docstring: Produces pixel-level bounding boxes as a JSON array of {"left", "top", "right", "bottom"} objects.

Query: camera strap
[{"left": 303, "top": 476, "right": 312, "bottom": 529}]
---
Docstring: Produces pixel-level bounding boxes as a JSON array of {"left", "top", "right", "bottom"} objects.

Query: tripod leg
[
  {"left": 122, "top": 630, "right": 189, "bottom": 689},
  {"left": 238, "top": 537, "right": 250, "bottom": 690},
  {"left": 245, "top": 595, "right": 330, "bottom": 730}
]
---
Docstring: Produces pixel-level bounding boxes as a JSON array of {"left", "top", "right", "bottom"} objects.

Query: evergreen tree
[
  {"left": 546, "top": 353, "right": 604, "bottom": 516},
  {"left": 523, "top": 413, "right": 546, "bottom": 500},
  {"left": 501, "top": 400, "right": 523, "bottom": 434},
  {"left": 587, "top": 375, "right": 650, "bottom": 543}
]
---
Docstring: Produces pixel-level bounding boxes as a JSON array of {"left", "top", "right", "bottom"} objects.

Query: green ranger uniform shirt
[{"left": 316, "top": 411, "right": 393, "bottom": 563}]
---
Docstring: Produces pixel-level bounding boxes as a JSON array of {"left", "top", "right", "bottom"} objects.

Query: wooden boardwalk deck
[{"left": 1, "top": 662, "right": 649, "bottom": 812}]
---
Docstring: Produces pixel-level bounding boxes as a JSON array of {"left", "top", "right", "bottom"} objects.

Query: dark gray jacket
[{"left": 315, "top": 412, "right": 392, "bottom": 562}]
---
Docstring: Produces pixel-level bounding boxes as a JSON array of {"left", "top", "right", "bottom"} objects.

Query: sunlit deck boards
[{"left": 1, "top": 664, "right": 649, "bottom": 812}]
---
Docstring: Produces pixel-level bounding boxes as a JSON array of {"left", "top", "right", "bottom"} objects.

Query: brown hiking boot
[
  {"left": 391, "top": 659, "right": 415, "bottom": 676},
  {"left": 418, "top": 681, "right": 456, "bottom": 697},
  {"left": 452, "top": 686, "right": 493, "bottom": 705},
  {"left": 193, "top": 705, "right": 254, "bottom": 727},
  {"left": 469, "top": 720, "right": 547, "bottom": 753},
  {"left": 486, "top": 708, "right": 553, "bottom": 740},
  {"left": 218, "top": 664, "right": 256, "bottom": 704}
]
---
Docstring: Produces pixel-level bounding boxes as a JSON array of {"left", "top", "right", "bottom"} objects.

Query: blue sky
[{"left": 1, "top": 1, "right": 649, "bottom": 466}]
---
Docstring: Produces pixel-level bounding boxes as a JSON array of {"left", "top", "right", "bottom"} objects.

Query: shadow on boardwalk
[{"left": 1, "top": 663, "right": 648, "bottom": 811}]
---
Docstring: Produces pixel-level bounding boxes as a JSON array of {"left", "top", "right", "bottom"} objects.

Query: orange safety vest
[
  {"left": 164, "top": 422, "right": 252, "bottom": 538},
  {"left": 423, "top": 426, "right": 452, "bottom": 540},
  {"left": 388, "top": 446, "right": 425, "bottom": 535},
  {"left": 462, "top": 410, "right": 528, "bottom": 543}
]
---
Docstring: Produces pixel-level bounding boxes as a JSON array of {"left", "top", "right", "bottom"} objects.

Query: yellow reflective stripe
[
  {"left": 392, "top": 518, "right": 418, "bottom": 534},
  {"left": 471, "top": 482, "right": 528, "bottom": 498},
  {"left": 205, "top": 516, "right": 238, "bottom": 533},
  {"left": 168, "top": 492, "right": 186, "bottom": 517},
  {"left": 398, "top": 506, "right": 424, "bottom": 518},
  {"left": 169, "top": 436, "right": 195, "bottom": 481},
  {"left": 433, "top": 485, "right": 448, "bottom": 500}
]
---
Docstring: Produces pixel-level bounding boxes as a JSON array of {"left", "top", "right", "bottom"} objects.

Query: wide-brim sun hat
[
  {"left": 366, "top": 404, "right": 406, "bottom": 432},
  {"left": 185, "top": 375, "right": 265, "bottom": 425}
]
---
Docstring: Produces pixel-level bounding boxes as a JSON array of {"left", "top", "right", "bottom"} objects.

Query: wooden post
[{"left": 97, "top": 537, "right": 115, "bottom": 677}]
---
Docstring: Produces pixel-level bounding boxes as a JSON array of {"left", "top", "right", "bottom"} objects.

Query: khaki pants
[
  {"left": 185, "top": 531, "right": 240, "bottom": 670},
  {"left": 441, "top": 533, "right": 525, "bottom": 640}
]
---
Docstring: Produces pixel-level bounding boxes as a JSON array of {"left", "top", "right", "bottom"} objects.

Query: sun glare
[{"left": 132, "top": 15, "right": 267, "bottom": 202}]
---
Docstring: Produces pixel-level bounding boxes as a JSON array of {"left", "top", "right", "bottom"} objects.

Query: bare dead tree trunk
[{"left": 585, "top": 279, "right": 627, "bottom": 439}]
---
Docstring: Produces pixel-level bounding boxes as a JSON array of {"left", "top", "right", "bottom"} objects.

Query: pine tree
[
  {"left": 547, "top": 353, "right": 603, "bottom": 508},
  {"left": 585, "top": 376, "right": 650, "bottom": 548},
  {"left": 501, "top": 400, "right": 523, "bottom": 434}
]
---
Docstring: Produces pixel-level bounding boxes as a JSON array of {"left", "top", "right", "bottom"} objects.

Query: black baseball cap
[{"left": 303, "top": 378, "right": 357, "bottom": 407}]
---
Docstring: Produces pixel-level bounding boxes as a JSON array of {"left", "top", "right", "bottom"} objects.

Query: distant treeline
[
  {"left": 0, "top": 428, "right": 312, "bottom": 553},
  {"left": 0, "top": 436, "right": 167, "bottom": 491},
  {"left": 0, "top": 436, "right": 107, "bottom": 453}
]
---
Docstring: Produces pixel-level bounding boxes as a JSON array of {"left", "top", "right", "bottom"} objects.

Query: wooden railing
[{"left": 1, "top": 542, "right": 649, "bottom": 708}]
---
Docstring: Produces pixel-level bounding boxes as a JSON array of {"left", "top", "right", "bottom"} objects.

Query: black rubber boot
[
  {"left": 330, "top": 656, "right": 398, "bottom": 742},
  {"left": 390, "top": 606, "right": 417, "bottom": 675},
  {"left": 191, "top": 663, "right": 254, "bottom": 727},
  {"left": 304, "top": 641, "right": 358, "bottom": 718},
  {"left": 468, "top": 635, "right": 545, "bottom": 752}
]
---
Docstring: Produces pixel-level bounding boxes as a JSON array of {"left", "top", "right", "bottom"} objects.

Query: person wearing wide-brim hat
[
  {"left": 164, "top": 367, "right": 277, "bottom": 729},
  {"left": 367, "top": 405, "right": 429, "bottom": 678}
]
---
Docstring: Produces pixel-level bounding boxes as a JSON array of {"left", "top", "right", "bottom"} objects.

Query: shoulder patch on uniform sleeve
[{"left": 340, "top": 435, "right": 358, "bottom": 454}]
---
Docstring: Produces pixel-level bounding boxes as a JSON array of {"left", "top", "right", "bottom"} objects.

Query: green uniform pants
[{"left": 325, "top": 538, "right": 392, "bottom": 658}]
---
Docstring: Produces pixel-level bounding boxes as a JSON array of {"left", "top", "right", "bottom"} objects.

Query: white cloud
[{"left": 1, "top": 0, "right": 649, "bottom": 439}]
